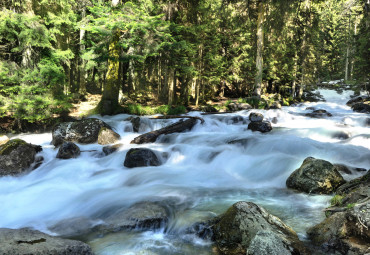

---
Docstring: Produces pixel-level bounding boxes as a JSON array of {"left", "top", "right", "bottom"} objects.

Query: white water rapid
[{"left": 1, "top": 89, "right": 369, "bottom": 254}]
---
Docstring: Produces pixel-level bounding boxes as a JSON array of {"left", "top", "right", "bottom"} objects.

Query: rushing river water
[{"left": 1, "top": 89, "right": 369, "bottom": 254}]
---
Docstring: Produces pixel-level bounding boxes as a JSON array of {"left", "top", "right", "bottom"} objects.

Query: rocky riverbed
[{"left": 0, "top": 88, "right": 369, "bottom": 254}]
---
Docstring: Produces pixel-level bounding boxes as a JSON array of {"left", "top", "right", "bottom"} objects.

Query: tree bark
[
  {"left": 254, "top": 0, "right": 264, "bottom": 98},
  {"left": 79, "top": 7, "right": 87, "bottom": 96},
  {"left": 97, "top": 30, "right": 120, "bottom": 115},
  {"left": 131, "top": 118, "right": 200, "bottom": 144}
]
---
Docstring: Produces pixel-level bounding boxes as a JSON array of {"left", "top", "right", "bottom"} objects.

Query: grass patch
[
  {"left": 330, "top": 195, "right": 344, "bottom": 206},
  {"left": 123, "top": 104, "right": 186, "bottom": 116}
]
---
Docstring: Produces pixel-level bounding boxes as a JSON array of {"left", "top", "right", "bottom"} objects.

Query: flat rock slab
[{"left": 0, "top": 228, "right": 93, "bottom": 255}]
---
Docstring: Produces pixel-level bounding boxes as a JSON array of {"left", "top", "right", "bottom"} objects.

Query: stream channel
[{"left": 1, "top": 88, "right": 369, "bottom": 254}]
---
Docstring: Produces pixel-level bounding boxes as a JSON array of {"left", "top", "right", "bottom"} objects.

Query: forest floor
[{"left": 69, "top": 94, "right": 101, "bottom": 118}]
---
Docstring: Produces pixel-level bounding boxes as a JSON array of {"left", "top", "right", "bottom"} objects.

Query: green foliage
[
  {"left": 123, "top": 104, "right": 186, "bottom": 115},
  {"left": 330, "top": 195, "right": 344, "bottom": 206}
]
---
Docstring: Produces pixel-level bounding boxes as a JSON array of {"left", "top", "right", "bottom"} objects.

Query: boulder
[
  {"left": 332, "top": 131, "right": 350, "bottom": 140},
  {"left": 352, "top": 102, "right": 370, "bottom": 113},
  {"left": 201, "top": 105, "right": 218, "bottom": 113},
  {"left": 307, "top": 172, "right": 370, "bottom": 255},
  {"left": 52, "top": 118, "right": 112, "bottom": 147},
  {"left": 248, "top": 121, "right": 272, "bottom": 133},
  {"left": 130, "top": 116, "right": 141, "bottom": 132},
  {"left": 249, "top": 112, "right": 264, "bottom": 122},
  {"left": 99, "top": 201, "right": 169, "bottom": 232},
  {"left": 124, "top": 148, "right": 161, "bottom": 168},
  {"left": 305, "top": 109, "right": 332, "bottom": 118},
  {"left": 0, "top": 139, "right": 42, "bottom": 177},
  {"left": 286, "top": 157, "right": 346, "bottom": 194},
  {"left": 230, "top": 116, "right": 245, "bottom": 124},
  {"left": 346, "top": 95, "right": 370, "bottom": 106},
  {"left": 212, "top": 201, "right": 308, "bottom": 255},
  {"left": 102, "top": 144, "right": 123, "bottom": 156},
  {"left": 56, "top": 142, "right": 80, "bottom": 159},
  {"left": 0, "top": 228, "right": 93, "bottom": 255},
  {"left": 227, "top": 102, "right": 239, "bottom": 112},
  {"left": 97, "top": 127, "right": 120, "bottom": 145},
  {"left": 0, "top": 135, "right": 9, "bottom": 146},
  {"left": 238, "top": 103, "right": 252, "bottom": 110}
]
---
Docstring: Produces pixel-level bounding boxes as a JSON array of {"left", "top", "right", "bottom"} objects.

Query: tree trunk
[
  {"left": 254, "top": 0, "right": 264, "bottom": 98},
  {"left": 97, "top": 30, "right": 120, "bottom": 115},
  {"left": 79, "top": 7, "right": 87, "bottom": 96}
]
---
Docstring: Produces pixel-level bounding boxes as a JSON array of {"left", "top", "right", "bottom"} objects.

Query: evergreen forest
[{"left": 0, "top": 0, "right": 369, "bottom": 125}]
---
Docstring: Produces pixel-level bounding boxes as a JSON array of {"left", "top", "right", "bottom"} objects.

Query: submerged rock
[
  {"left": 0, "top": 228, "right": 93, "bottom": 255},
  {"left": 102, "top": 143, "right": 122, "bottom": 156},
  {"left": 56, "top": 142, "right": 80, "bottom": 159},
  {"left": 97, "top": 127, "right": 120, "bottom": 145},
  {"left": 0, "top": 139, "right": 42, "bottom": 177},
  {"left": 248, "top": 121, "right": 272, "bottom": 133},
  {"left": 305, "top": 109, "right": 332, "bottom": 118},
  {"left": 286, "top": 157, "right": 346, "bottom": 194},
  {"left": 130, "top": 116, "right": 141, "bottom": 132},
  {"left": 48, "top": 217, "right": 97, "bottom": 238},
  {"left": 212, "top": 201, "right": 308, "bottom": 255},
  {"left": 124, "top": 148, "right": 161, "bottom": 168},
  {"left": 52, "top": 118, "right": 112, "bottom": 146},
  {"left": 332, "top": 131, "right": 350, "bottom": 140},
  {"left": 99, "top": 201, "right": 169, "bottom": 232}
]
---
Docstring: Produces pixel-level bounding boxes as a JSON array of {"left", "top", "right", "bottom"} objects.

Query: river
[{"left": 1, "top": 88, "right": 369, "bottom": 254}]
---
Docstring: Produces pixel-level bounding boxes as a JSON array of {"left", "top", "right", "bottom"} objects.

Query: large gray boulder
[
  {"left": 212, "top": 201, "right": 309, "bottom": 255},
  {"left": 99, "top": 201, "right": 169, "bottom": 233},
  {"left": 0, "top": 228, "right": 93, "bottom": 255},
  {"left": 0, "top": 139, "right": 42, "bottom": 177},
  {"left": 52, "top": 118, "right": 112, "bottom": 147},
  {"left": 286, "top": 157, "right": 346, "bottom": 194},
  {"left": 124, "top": 148, "right": 161, "bottom": 168}
]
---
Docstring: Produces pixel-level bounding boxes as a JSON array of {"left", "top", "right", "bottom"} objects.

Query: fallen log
[
  {"left": 149, "top": 115, "right": 205, "bottom": 124},
  {"left": 131, "top": 118, "right": 200, "bottom": 144}
]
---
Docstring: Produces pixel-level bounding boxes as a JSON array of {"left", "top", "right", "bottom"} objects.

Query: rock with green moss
[
  {"left": 212, "top": 201, "right": 309, "bottom": 255},
  {"left": 0, "top": 139, "right": 42, "bottom": 177},
  {"left": 97, "top": 127, "right": 120, "bottom": 145},
  {"left": 307, "top": 171, "right": 370, "bottom": 255},
  {"left": 286, "top": 157, "right": 346, "bottom": 194},
  {"left": 52, "top": 118, "right": 113, "bottom": 146},
  {"left": 124, "top": 148, "right": 161, "bottom": 168}
]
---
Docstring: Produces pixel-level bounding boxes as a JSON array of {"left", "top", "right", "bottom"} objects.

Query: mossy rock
[
  {"left": 286, "top": 157, "right": 346, "bottom": 194},
  {"left": 0, "top": 139, "right": 27, "bottom": 156}
]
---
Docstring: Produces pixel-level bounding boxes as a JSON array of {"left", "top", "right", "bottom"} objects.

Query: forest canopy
[{"left": 0, "top": 0, "right": 369, "bottom": 120}]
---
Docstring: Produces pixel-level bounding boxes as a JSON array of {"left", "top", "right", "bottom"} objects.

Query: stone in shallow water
[
  {"left": 286, "top": 157, "right": 346, "bottom": 194},
  {"left": 248, "top": 121, "right": 272, "bottom": 133},
  {"left": 0, "top": 139, "right": 42, "bottom": 176},
  {"left": 249, "top": 112, "right": 264, "bottom": 122},
  {"left": 56, "top": 142, "right": 80, "bottom": 159},
  {"left": 124, "top": 148, "right": 161, "bottom": 168},
  {"left": 0, "top": 228, "right": 93, "bottom": 255}
]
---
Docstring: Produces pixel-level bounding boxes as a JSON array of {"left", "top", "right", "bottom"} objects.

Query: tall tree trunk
[
  {"left": 79, "top": 7, "right": 87, "bottom": 96},
  {"left": 292, "top": 52, "right": 298, "bottom": 98},
  {"left": 298, "top": 0, "right": 310, "bottom": 99},
  {"left": 254, "top": 0, "right": 264, "bottom": 98},
  {"left": 97, "top": 30, "right": 120, "bottom": 115}
]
